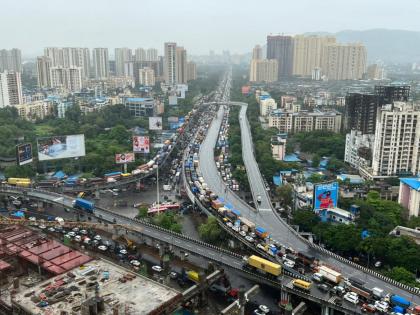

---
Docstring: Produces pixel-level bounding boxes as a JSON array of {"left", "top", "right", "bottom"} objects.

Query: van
[
  {"left": 292, "top": 279, "right": 312, "bottom": 291},
  {"left": 312, "top": 273, "right": 323, "bottom": 282}
]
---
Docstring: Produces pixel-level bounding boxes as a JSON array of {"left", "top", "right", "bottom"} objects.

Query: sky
[{"left": 2, "top": 0, "right": 420, "bottom": 57}]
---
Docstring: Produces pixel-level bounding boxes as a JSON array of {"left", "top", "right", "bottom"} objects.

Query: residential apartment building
[
  {"left": 0, "top": 49, "right": 22, "bottom": 73},
  {"left": 36, "top": 56, "right": 52, "bottom": 88},
  {"left": 44, "top": 47, "right": 90, "bottom": 79},
  {"left": 398, "top": 178, "right": 420, "bottom": 217},
  {"left": 269, "top": 109, "right": 341, "bottom": 133},
  {"left": 375, "top": 84, "right": 410, "bottom": 105},
  {"left": 249, "top": 59, "right": 278, "bottom": 83},
  {"left": 344, "top": 130, "right": 375, "bottom": 169},
  {"left": 14, "top": 100, "right": 54, "bottom": 121},
  {"left": 176, "top": 47, "right": 187, "bottom": 84},
  {"left": 267, "top": 35, "right": 294, "bottom": 78},
  {"left": 0, "top": 71, "right": 23, "bottom": 107},
  {"left": 92, "top": 48, "right": 109, "bottom": 79},
  {"left": 50, "top": 67, "right": 83, "bottom": 92},
  {"left": 252, "top": 45, "right": 263, "bottom": 60},
  {"left": 135, "top": 48, "right": 147, "bottom": 62},
  {"left": 322, "top": 43, "right": 367, "bottom": 80},
  {"left": 187, "top": 61, "right": 197, "bottom": 81},
  {"left": 123, "top": 97, "right": 156, "bottom": 117},
  {"left": 259, "top": 98, "right": 277, "bottom": 116},
  {"left": 146, "top": 48, "right": 158, "bottom": 61},
  {"left": 371, "top": 102, "right": 420, "bottom": 177},
  {"left": 345, "top": 93, "right": 378, "bottom": 134},
  {"left": 138, "top": 67, "right": 155, "bottom": 86},
  {"left": 367, "top": 64, "right": 385, "bottom": 80},
  {"left": 115, "top": 48, "right": 132, "bottom": 76},
  {"left": 164, "top": 42, "right": 177, "bottom": 85},
  {"left": 292, "top": 35, "right": 336, "bottom": 77}
]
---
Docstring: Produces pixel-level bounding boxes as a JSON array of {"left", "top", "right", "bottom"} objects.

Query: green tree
[
  {"left": 138, "top": 206, "right": 148, "bottom": 218},
  {"left": 292, "top": 210, "right": 320, "bottom": 232},
  {"left": 308, "top": 173, "right": 325, "bottom": 183},
  {"left": 311, "top": 155, "right": 321, "bottom": 168},
  {"left": 385, "top": 267, "right": 416, "bottom": 286},
  {"left": 65, "top": 104, "right": 82, "bottom": 123},
  {"left": 275, "top": 184, "right": 293, "bottom": 207},
  {"left": 198, "top": 217, "right": 226, "bottom": 245}
]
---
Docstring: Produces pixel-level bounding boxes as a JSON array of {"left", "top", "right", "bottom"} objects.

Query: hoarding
[
  {"left": 115, "top": 153, "right": 135, "bottom": 164},
  {"left": 149, "top": 117, "right": 163, "bottom": 130},
  {"left": 168, "top": 116, "right": 179, "bottom": 123},
  {"left": 16, "top": 143, "right": 33, "bottom": 165},
  {"left": 133, "top": 136, "right": 150, "bottom": 154},
  {"left": 169, "top": 95, "right": 178, "bottom": 105},
  {"left": 37, "top": 134, "right": 85, "bottom": 161},
  {"left": 313, "top": 181, "right": 339, "bottom": 210}
]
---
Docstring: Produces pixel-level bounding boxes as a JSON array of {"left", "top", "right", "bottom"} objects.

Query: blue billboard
[{"left": 313, "top": 182, "right": 338, "bottom": 210}]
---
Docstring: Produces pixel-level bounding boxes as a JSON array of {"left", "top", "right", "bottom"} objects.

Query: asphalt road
[{"left": 198, "top": 100, "right": 420, "bottom": 305}]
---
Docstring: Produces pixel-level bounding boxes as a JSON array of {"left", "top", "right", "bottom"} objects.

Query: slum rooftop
[{"left": 13, "top": 259, "right": 182, "bottom": 314}]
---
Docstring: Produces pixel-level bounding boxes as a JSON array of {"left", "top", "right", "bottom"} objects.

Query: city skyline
[{"left": 2, "top": 0, "right": 420, "bottom": 57}]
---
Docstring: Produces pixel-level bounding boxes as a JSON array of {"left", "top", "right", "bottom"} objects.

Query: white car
[
  {"left": 245, "top": 235, "right": 254, "bottom": 243},
  {"left": 152, "top": 265, "right": 163, "bottom": 272},
  {"left": 374, "top": 300, "right": 389, "bottom": 312},
  {"left": 226, "top": 222, "right": 233, "bottom": 228},
  {"left": 28, "top": 216, "right": 36, "bottom": 222},
  {"left": 130, "top": 260, "right": 141, "bottom": 267},
  {"left": 68, "top": 231, "right": 76, "bottom": 238},
  {"left": 83, "top": 237, "right": 91, "bottom": 245},
  {"left": 74, "top": 235, "right": 82, "bottom": 242},
  {"left": 239, "top": 230, "right": 246, "bottom": 237},
  {"left": 344, "top": 292, "right": 359, "bottom": 304},
  {"left": 94, "top": 235, "right": 102, "bottom": 241},
  {"left": 97, "top": 245, "right": 107, "bottom": 251},
  {"left": 72, "top": 227, "right": 79, "bottom": 233},
  {"left": 80, "top": 229, "right": 88, "bottom": 235},
  {"left": 119, "top": 249, "right": 128, "bottom": 255},
  {"left": 283, "top": 259, "right": 295, "bottom": 268},
  {"left": 39, "top": 224, "right": 46, "bottom": 230},
  {"left": 259, "top": 305, "right": 270, "bottom": 313},
  {"left": 256, "top": 244, "right": 266, "bottom": 251},
  {"left": 47, "top": 227, "right": 55, "bottom": 233}
]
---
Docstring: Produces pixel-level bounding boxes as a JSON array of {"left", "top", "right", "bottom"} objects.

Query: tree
[
  {"left": 292, "top": 210, "right": 320, "bottom": 232},
  {"left": 198, "top": 217, "right": 226, "bottom": 244},
  {"left": 311, "top": 155, "right": 321, "bottom": 168},
  {"left": 65, "top": 104, "right": 82, "bottom": 123},
  {"left": 138, "top": 206, "right": 148, "bottom": 218},
  {"left": 385, "top": 267, "right": 416, "bottom": 286},
  {"left": 308, "top": 173, "right": 324, "bottom": 184},
  {"left": 275, "top": 184, "right": 293, "bottom": 207}
]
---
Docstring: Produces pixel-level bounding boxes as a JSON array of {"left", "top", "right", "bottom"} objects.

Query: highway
[{"left": 197, "top": 88, "right": 420, "bottom": 304}]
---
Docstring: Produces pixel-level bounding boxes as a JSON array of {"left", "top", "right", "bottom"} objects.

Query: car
[
  {"left": 130, "top": 260, "right": 141, "bottom": 267},
  {"left": 72, "top": 227, "right": 79, "bottom": 233},
  {"left": 83, "top": 237, "right": 91, "bottom": 245},
  {"left": 312, "top": 273, "right": 323, "bottom": 282},
  {"left": 97, "top": 245, "right": 107, "bottom": 251},
  {"left": 257, "top": 195, "right": 262, "bottom": 204},
  {"left": 231, "top": 225, "right": 240, "bottom": 232},
  {"left": 361, "top": 303, "right": 376, "bottom": 313},
  {"left": 74, "top": 235, "right": 82, "bottom": 242},
  {"left": 226, "top": 221, "right": 233, "bottom": 228},
  {"left": 283, "top": 259, "right": 295, "bottom": 268},
  {"left": 119, "top": 249, "right": 128, "bottom": 255},
  {"left": 245, "top": 236, "right": 254, "bottom": 242},
  {"left": 249, "top": 232, "right": 256, "bottom": 238},
  {"left": 28, "top": 216, "right": 36, "bottom": 222},
  {"left": 256, "top": 244, "right": 266, "bottom": 251},
  {"left": 239, "top": 230, "right": 246, "bottom": 237},
  {"left": 94, "top": 235, "right": 102, "bottom": 241},
  {"left": 169, "top": 271, "right": 179, "bottom": 279},
  {"left": 374, "top": 300, "right": 389, "bottom": 312},
  {"left": 344, "top": 292, "right": 359, "bottom": 304},
  {"left": 152, "top": 265, "right": 163, "bottom": 272},
  {"left": 67, "top": 231, "right": 76, "bottom": 238},
  {"left": 258, "top": 305, "right": 270, "bottom": 313},
  {"left": 47, "top": 227, "right": 55, "bottom": 233},
  {"left": 333, "top": 285, "right": 346, "bottom": 296},
  {"left": 317, "top": 284, "right": 330, "bottom": 292},
  {"left": 39, "top": 224, "right": 46, "bottom": 230},
  {"left": 80, "top": 229, "right": 88, "bottom": 235}
]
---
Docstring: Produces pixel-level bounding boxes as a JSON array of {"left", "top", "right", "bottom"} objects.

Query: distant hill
[{"left": 306, "top": 29, "right": 420, "bottom": 64}]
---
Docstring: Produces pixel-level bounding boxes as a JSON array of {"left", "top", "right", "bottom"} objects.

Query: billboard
[
  {"left": 168, "top": 116, "right": 179, "bottom": 123},
  {"left": 133, "top": 136, "right": 150, "bottom": 154},
  {"left": 149, "top": 117, "right": 163, "bottom": 130},
  {"left": 169, "top": 95, "right": 178, "bottom": 105},
  {"left": 16, "top": 143, "right": 33, "bottom": 166},
  {"left": 313, "top": 182, "right": 339, "bottom": 210},
  {"left": 37, "top": 134, "right": 85, "bottom": 161},
  {"left": 115, "top": 153, "right": 135, "bottom": 164}
]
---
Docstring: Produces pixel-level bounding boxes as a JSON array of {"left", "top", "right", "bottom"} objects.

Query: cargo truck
[
  {"left": 347, "top": 284, "right": 372, "bottom": 301},
  {"left": 238, "top": 216, "right": 255, "bottom": 232},
  {"left": 243, "top": 255, "right": 281, "bottom": 277},
  {"left": 255, "top": 227, "right": 268, "bottom": 239},
  {"left": 73, "top": 198, "right": 94, "bottom": 213},
  {"left": 318, "top": 266, "right": 342, "bottom": 284},
  {"left": 390, "top": 294, "right": 410, "bottom": 309}
]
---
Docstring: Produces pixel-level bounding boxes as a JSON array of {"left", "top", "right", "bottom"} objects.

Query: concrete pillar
[{"left": 321, "top": 305, "right": 332, "bottom": 315}]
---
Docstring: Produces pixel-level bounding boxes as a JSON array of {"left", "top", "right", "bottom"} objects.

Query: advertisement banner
[
  {"left": 149, "top": 117, "right": 163, "bottom": 130},
  {"left": 313, "top": 182, "right": 339, "bottom": 210},
  {"left": 115, "top": 153, "right": 135, "bottom": 164},
  {"left": 16, "top": 143, "right": 33, "bottom": 166},
  {"left": 169, "top": 95, "right": 178, "bottom": 105},
  {"left": 167, "top": 116, "right": 179, "bottom": 123},
  {"left": 133, "top": 136, "right": 150, "bottom": 153},
  {"left": 37, "top": 134, "right": 85, "bottom": 161}
]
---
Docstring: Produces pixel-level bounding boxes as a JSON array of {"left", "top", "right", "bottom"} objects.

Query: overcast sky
[{"left": 2, "top": 0, "right": 420, "bottom": 57}]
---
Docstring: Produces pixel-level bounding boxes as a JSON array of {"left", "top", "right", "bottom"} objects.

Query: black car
[{"left": 317, "top": 283, "right": 330, "bottom": 292}]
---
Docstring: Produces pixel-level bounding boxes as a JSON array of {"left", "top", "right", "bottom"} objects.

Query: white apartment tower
[
  {"left": 139, "top": 67, "right": 155, "bottom": 86},
  {"left": 92, "top": 48, "right": 109, "bottom": 79},
  {"left": 164, "top": 42, "right": 177, "bottom": 85},
  {"left": 115, "top": 48, "right": 132, "bottom": 76},
  {"left": 44, "top": 47, "right": 90, "bottom": 79},
  {"left": 372, "top": 102, "right": 420, "bottom": 177},
  {"left": 176, "top": 47, "right": 187, "bottom": 84},
  {"left": 50, "top": 67, "right": 83, "bottom": 92},
  {"left": 0, "top": 49, "right": 22, "bottom": 73},
  {"left": 36, "top": 56, "right": 52, "bottom": 88},
  {"left": 0, "top": 71, "right": 23, "bottom": 107},
  {"left": 135, "top": 48, "right": 147, "bottom": 62},
  {"left": 146, "top": 48, "right": 158, "bottom": 61}
]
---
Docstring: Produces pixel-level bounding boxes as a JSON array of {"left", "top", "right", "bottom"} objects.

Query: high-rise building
[
  {"left": 252, "top": 45, "right": 263, "bottom": 60},
  {"left": 36, "top": 56, "right": 52, "bottom": 88},
  {"left": 371, "top": 102, "right": 420, "bottom": 177},
  {"left": 164, "top": 42, "right": 177, "bottom": 85},
  {"left": 266, "top": 35, "right": 294, "bottom": 78},
  {"left": 176, "top": 47, "right": 187, "bottom": 84},
  {"left": 367, "top": 64, "right": 385, "bottom": 80},
  {"left": 322, "top": 43, "right": 367, "bottom": 80},
  {"left": 187, "top": 61, "right": 197, "bottom": 81},
  {"left": 135, "top": 48, "right": 147, "bottom": 62},
  {"left": 50, "top": 67, "right": 83, "bottom": 92},
  {"left": 146, "top": 48, "right": 158, "bottom": 61},
  {"left": 44, "top": 47, "right": 90, "bottom": 79},
  {"left": 344, "top": 130, "right": 375, "bottom": 169},
  {"left": 92, "top": 48, "right": 109, "bottom": 79},
  {"left": 0, "top": 71, "right": 23, "bottom": 107},
  {"left": 138, "top": 67, "right": 155, "bottom": 86},
  {"left": 345, "top": 93, "right": 378, "bottom": 134},
  {"left": 115, "top": 48, "right": 132, "bottom": 76},
  {"left": 250, "top": 59, "right": 278, "bottom": 83},
  {"left": 375, "top": 84, "right": 410, "bottom": 105},
  {"left": 0, "top": 49, "right": 22, "bottom": 73},
  {"left": 292, "top": 35, "right": 336, "bottom": 77}
]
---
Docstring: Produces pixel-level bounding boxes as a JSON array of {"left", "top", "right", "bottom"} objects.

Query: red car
[{"left": 361, "top": 303, "right": 376, "bottom": 313}]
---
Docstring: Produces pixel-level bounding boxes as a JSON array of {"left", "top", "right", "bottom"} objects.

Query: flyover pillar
[{"left": 321, "top": 305, "right": 334, "bottom": 315}]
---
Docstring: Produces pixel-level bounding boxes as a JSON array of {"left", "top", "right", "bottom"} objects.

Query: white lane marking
[{"left": 258, "top": 208, "right": 272, "bottom": 212}]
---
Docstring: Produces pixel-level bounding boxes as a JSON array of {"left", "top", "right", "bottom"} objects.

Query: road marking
[{"left": 258, "top": 208, "right": 272, "bottom": 212}]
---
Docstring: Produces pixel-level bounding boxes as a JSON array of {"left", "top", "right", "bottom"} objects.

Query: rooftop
[
  {"left": 400, "top": 177, "right": 420, "bottom": 191},
  {"left": 125, "top": 97, "right": 154, "bottom": 102},
  {"left": 13, "top": 259, "right": 182, "bottom": 315}
]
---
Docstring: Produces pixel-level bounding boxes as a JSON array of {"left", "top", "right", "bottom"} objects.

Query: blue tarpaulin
[
  {"left": 273, "top": 175, "right": 282, "bottom": 186},
  {"left": 232, "top": 209, "right": 241, "bottom": 216},
  {"left": 53, "top": 171, "right": 66, "bottom": 179},
  {"left": 225, "top": 203, "right": 233, "bottom": 210}
]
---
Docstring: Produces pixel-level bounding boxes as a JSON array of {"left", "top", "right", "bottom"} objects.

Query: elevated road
[{"left": 198, "top": 99, "right": 420, "bottom": 303}]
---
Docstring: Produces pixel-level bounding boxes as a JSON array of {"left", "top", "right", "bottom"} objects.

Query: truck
[
  {"left": 187, "top": 271, "right": 200, "bottom": 282},
  {"left": 238, "top": 216, "right": 255, "bottom": 232},
  {"left": 318, "top": 266, "right": 342, "bottom": 284},
  {"left": 255, "top": 227, "right": 268, "bottom": 239},
  {"left": 73, "top": 198, "right": 94, "bottom": 213},
  {"left": 244, "top": 255, "right": 281, "bottom": 277},
  {"left": 371, "top": 287, "right": 384, "bottom": 300},
  {"left": 347, "top": 284, "right": 372, "bottom": 301},
  {"left": 211, "top": 200, "right": 223, "bottom": 210},
  {"left": 390, "top": 294, "right": 410, "bottom": 309}
]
